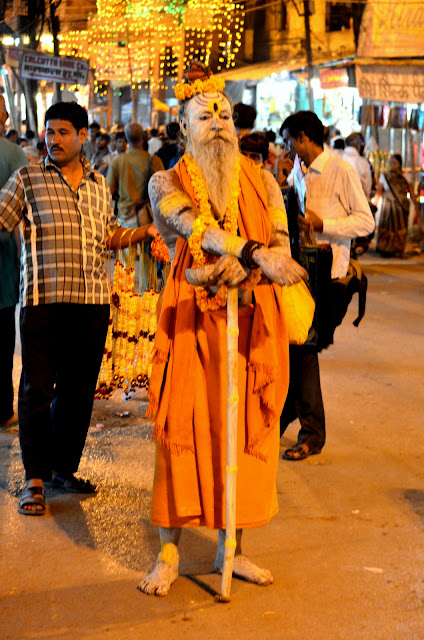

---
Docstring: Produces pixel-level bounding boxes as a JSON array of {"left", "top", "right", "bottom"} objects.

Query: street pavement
[{"left": 1, "top": 252, "right": 423, "bottom": 640}]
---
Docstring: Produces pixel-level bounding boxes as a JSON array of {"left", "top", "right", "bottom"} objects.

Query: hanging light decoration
[{"left": 59, "top": 0, "right": 245, "bottom": 89}]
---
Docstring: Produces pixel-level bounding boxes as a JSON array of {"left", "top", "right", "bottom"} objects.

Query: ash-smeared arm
[{"left": 149, "top": 169, "right": 307, "bottom": 287}]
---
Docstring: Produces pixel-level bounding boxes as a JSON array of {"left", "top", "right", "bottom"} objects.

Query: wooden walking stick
[
  {"left": 217, "top": 284, "right": 239, "bottom": 602},
  {"left": 185, "top": 266, "right": 239, "bottom": 602}
]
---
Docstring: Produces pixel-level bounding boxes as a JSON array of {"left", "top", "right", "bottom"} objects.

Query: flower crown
[{"left": 174, "top": 60, "right": 226, "bottom": 102}]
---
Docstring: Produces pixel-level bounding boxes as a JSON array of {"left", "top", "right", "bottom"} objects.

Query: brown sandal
[
  {"left": 282, "top": 443, "right": 321, "bottom": 461},
  {"left": 18, "top": 486, "right": 46, "bottom": 516}
]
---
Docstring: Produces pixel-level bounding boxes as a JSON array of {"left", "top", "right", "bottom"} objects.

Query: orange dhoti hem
[{"left": 151, "top": 304, "right": 288, "bottom": 530}]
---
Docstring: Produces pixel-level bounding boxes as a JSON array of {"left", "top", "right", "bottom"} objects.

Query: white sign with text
[{"left": 20, "top": 51, "right": 89, "bottom": 85}]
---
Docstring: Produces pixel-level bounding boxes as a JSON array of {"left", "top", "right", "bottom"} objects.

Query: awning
[
  {"left": 217, "top": 55, "right": 356, "bottom": 83},
  {"left": 217, "top": 60, "right": 294, "bottom": 81}
]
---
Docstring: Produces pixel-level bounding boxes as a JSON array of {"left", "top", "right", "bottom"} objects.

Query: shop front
[
  {"left": 220, "top": 59, "right": 362, "bottom": 139},
  {"left": 356, "top": 62, "right": 424, "bottom": 174},
  {"left": 355, "top": 0, "right": 424, "bottom": 187}
]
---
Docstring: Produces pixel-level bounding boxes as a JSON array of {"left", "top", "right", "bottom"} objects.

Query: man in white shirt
[
  {"left": 281, "top": 113, "right": 374, "bottom": 279},
  {"left": 343, "top": 132, "right": 372, "bottom": 200},
  {"left": 147, "top": 128, "right": 162, "bottom": 156},
  {"left": 279, "top": 111, "right": 374, "bottom": 460}
]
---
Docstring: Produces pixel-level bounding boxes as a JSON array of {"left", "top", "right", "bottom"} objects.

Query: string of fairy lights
[{"left": 59, "top": 0, "right": 245, "bottom": 92}]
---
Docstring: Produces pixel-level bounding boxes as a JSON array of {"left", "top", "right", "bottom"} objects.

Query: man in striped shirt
[{"left": 0, "top": 101, "right": 156, "bottom": 515}]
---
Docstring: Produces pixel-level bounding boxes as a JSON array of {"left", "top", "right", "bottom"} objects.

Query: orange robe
[{"left": 147, "top": 155, "right": 289, "bottom": 529}]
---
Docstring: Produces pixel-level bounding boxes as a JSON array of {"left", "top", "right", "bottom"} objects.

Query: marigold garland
[
  {"left": 185, "top": 152, "right": 243, "bottom": 311},
  {"left": 95, "top": 251, "right": 160, "bottom": 399},
  {"left": 150, "top": 234, "right": 171, "bottom": 263},
  {"left": 174, "top": 76, "right": 226, "bottom": 102}
]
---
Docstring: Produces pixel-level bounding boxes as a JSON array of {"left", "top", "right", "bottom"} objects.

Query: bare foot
[
  {"left": 214, "top": 554, "right": 274, "bottom": 585},
  {"left": 1, "top": 412, "right": 18, "bottom": 432},
  {"left": 138, "top": 544, "right": 179, "bottom": 596}
]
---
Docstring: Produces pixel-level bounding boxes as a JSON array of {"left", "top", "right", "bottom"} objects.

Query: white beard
[{"left": 188, "top": 130, "right": 239, "bottom": 219}]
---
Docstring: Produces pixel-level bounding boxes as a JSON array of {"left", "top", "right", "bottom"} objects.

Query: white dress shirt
[
  {"left": 305, "top": 150, "right": 375, "bottom": 278},
  {"left": 342, "top": 146, "right": 373, "bottom": 199},
  {"left": 148, "top": 137, "right": 162, "bottom": 156}
]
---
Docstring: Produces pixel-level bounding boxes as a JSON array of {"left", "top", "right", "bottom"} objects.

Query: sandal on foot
[
  {"left": 282, "top": 443, "right": 321, "bottom": 461},
  {"left": 50, "top": 474, "right": 96, "bottom": 494},
  {"left": 18, "top": 486, "right": 46, "bottom": 516}
]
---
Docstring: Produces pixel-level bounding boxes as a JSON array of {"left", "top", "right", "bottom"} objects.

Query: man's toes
[
  {"left": 138, "top": 580, "right": 168, "bottom": 597},
  {"left": 232, "top": 555, "right": 274, "bottom": 585},
  {"left": 154, "top": 584, "right": 170, "bottom": 597},
  {"left": 257, "top": 570, "right": 274, "bottom": 585},
  {"left": 137, "top": 565, "right": 176, "bottom": 597},
  {"left": 138, "top": 579, "right": 155, "bottom": 595}
]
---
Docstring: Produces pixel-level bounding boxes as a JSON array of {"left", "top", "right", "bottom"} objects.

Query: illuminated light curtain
[{"left": 59, "top": 0, "right": 245, "bottom": 89}]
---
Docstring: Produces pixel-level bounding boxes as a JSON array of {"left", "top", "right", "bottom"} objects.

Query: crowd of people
[
  {"left": 0, "top": 64, "right": 421, "bottom": 598},
  {"left": 5, "top": 101, "right": 421, "bottom": 263}
]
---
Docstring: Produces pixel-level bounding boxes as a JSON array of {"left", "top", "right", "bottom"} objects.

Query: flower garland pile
[{"left": 95, "top": 253, "right": 160, "bottom": 399}]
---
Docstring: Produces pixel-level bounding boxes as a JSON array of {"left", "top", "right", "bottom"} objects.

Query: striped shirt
[{"left": 0, "top": 155, "right": 119, "bottom": 307}]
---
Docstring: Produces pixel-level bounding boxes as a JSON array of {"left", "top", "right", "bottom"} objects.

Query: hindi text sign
[{"left": 356, "top": 65, "right": 424, "bottom": 104}]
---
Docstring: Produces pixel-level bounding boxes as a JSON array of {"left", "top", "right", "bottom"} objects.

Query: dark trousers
[
  {"left": 0, "top": 306, "right": 16, "bottom": 423},
  {"left": 18, "top": 304, "right": 109, "bottom": 481},
  {"left": 280, "top": 345, "right": 326, "bottom": 451}
]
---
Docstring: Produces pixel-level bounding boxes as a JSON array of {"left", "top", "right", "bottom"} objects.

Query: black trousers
[
  {"left": 280, "top": 345, "right": 326, "bottom": 451},
  {"left": 18, "top": 304, "right": 110, "bottom": 481},
  {"left": 0, "top": 306, "right": 16, "bottom": 424}
]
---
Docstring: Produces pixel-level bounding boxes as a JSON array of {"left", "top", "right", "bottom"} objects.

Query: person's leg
[
  {"left": 295, "top": 348, "right": 325, "bottom": 451},
  {"left": 18, "top": 305, "right": 57, "bottom": 482},
  {"left": 18, "top": 306, "right": 58, "bottom": 513},
  {"left": 214, "top": 529, "right": 273, "bottom": 585},
  {"left": 138, "top": 527, "right": 182, "bottom": 596},
  {"left": 0, "top": 306, "right": 17, "bottom": 425},
  {"left": 50, "top": 304, "right": 109, "bottom": 481},
  {"left": 283, "top": 347, "right": 325, "bottom": 460},
  {"left": 280, "top": 345, "right": 302, "bottom": 437}
]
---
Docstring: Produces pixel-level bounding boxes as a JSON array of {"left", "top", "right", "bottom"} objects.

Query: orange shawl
[{"left": 146, "top": 154, "right": 286, "bottom": 460}]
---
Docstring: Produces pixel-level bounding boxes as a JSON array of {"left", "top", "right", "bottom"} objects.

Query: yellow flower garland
[
  {"left": 185, "top": 153, "right": 241, "bottom": 311},
  {"left": 95, "top": 255, "right": 160, "bottom": 398},
  {"left": 174, "top": 76, "right": 226, "bottom": 102}
]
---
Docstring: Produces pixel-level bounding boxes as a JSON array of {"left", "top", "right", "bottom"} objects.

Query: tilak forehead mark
[
  {"left": 192, "top": 92, "right": 228, "bottom": 108},
  {"left": 207, "top": 99, "right": 223, "bottom": 118}
]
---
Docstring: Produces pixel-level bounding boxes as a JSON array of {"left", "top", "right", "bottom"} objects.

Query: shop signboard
[
  {"left": 357, "top": 0, "right": 424, "bottom": 58},
  {"left": 19, "top": 51, "right": 89, "bottom": 85},
  {"left": 319, "top": 68, "right": 349, "bottom": 90},
  {"left": 356, "top": 64, "right": 424, "bottom": 104}
]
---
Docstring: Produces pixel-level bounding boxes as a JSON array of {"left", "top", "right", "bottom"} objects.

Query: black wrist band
[{"left": 240, "top": 240, "right": 263, "bottom": 269}]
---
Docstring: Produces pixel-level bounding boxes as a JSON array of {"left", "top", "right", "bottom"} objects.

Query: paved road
[{"left": 1, "top": 253, "right": 423, "bottom": 640}]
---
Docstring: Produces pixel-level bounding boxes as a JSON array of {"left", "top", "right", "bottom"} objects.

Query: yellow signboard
[{"left": 357, "top": 0, "right": 424, "bottom": 58}]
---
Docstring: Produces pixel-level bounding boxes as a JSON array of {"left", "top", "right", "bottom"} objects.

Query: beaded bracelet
[{"left": 240, "top": 240, "right": 264, "bottom": 269}]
